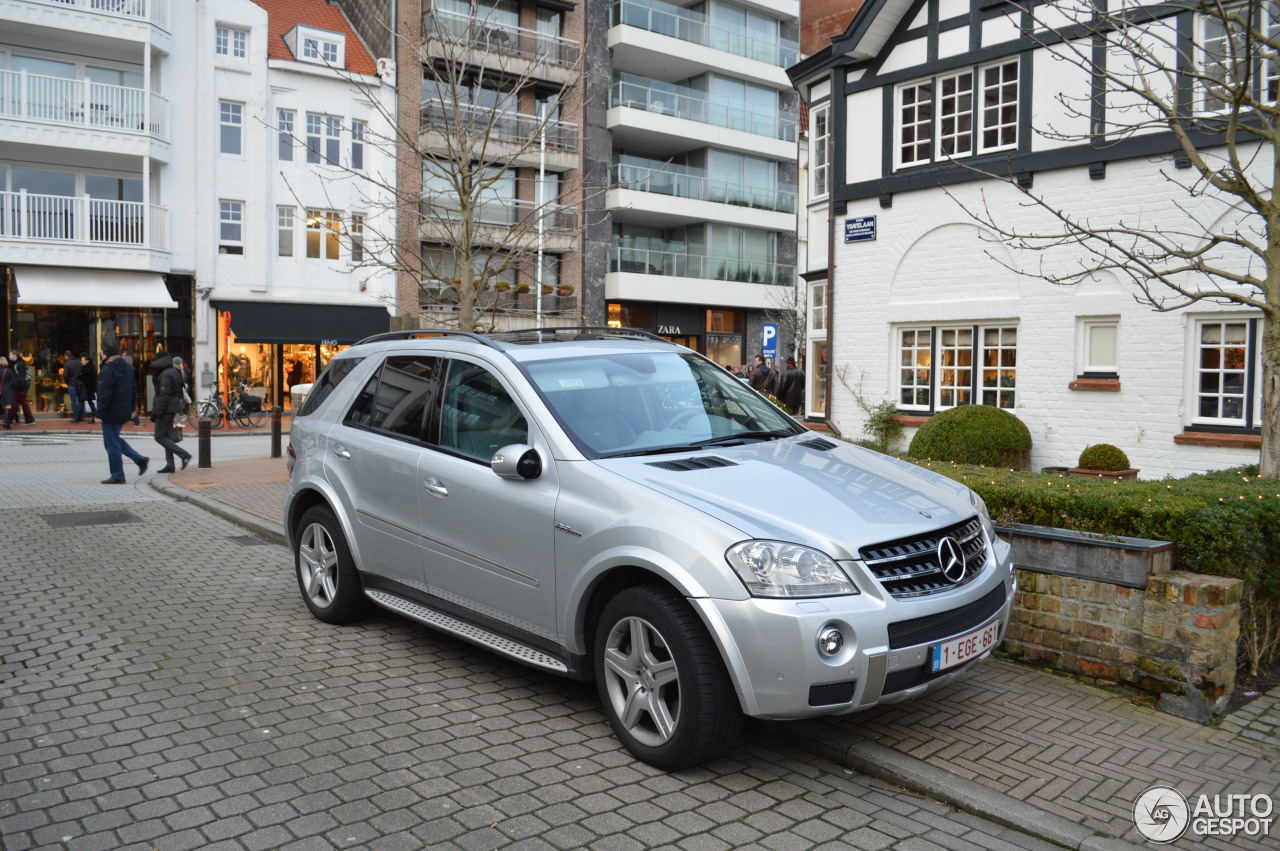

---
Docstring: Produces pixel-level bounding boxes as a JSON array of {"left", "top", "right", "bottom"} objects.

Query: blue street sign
[
  {"left": 762, "top": 323, "right": 777, "bottom": 358},
  {"left": 845, "top": 216, "right": 877, "bottom": 243}
]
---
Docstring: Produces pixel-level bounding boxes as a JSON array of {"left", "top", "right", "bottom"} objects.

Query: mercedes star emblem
[{"left": 937, "top": 536, "right": 966, "bottom": 583}]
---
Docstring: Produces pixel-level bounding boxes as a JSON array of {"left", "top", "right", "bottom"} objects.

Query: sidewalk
[{"left": 151, "top": 454, "right": 1280, "bottom": 849}]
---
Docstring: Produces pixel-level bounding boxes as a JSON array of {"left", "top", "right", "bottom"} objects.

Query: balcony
[
  {"left": 419, "top": 194, "right": 579, "bottom": 251},
  {"left": 0, "top": 69, "right": 170, "bottom": 156},
  {"left": 612, "top": 161, "right": 795, "bottom": 213},
  {"left": 1, "top": 189, "right": 169, "bottom": 269},
  {"left": 610, "top": 243, "right": 792, "bottom": 285},
  {"left": 611, "top": 0, "right": 796, "bottom": 67},
  {"left": 419, "top": 99, "right": 578, "bottom": 172},
  {"left": 2, "top": 0, "right": 172, "bottom": 48},
  {"left": 422, "top": 10, "right": 580, "bottom": 84}
]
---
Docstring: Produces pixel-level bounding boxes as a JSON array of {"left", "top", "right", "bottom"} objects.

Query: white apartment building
[
  {"left": 590, "top": 0, "right": 802, "bottom": 371},
  {"left": 1, "top": 0, "right": 182, "bottom": 414},
  {"left": 790, "top": 0, "right": 1268, "bottom": 478},
  {"left": 192, "top": 0, "right": 396, "bottom": 407}
]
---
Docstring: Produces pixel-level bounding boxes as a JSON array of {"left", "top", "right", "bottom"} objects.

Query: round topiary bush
[
  {"left": 907, "top": 405, "right": 1032, "bottom": 470},
  {"left": 1077, "top": 443, "right": 1130, "bottom": 471}
]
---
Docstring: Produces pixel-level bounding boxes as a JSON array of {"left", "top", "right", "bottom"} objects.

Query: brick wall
[
  {"left": 801, "top": 0, "right": 863, "bottom": 56},
  {"left": 1003, "top": 568, "right": 1242, "bottom": 720}
]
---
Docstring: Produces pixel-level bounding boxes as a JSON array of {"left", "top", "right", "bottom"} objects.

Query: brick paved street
[{"left": 1, "top": 433, "right": 1070, "bottom": 851}]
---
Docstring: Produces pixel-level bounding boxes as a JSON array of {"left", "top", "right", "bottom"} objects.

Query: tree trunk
[{"left": 1262, "top": 318, "right": 1280, "bottom": 478}]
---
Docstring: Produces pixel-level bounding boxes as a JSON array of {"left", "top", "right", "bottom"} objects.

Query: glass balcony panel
[
  {"left": 611, "top": 0, "right": 797, "bottom": 67},
  {"left": 421, "top": 99, "right": 579, "bottom": 151},
  {"left": 610, "top": 76, "right": 796, "bottom": 142},
  {"left": 611, "top": 161, "right": 795, "bottom": 213},
  {"left": 610, "top": 242, "right": 793, "bottom": 284},
  {"left": 423, "top": 10, "right": 581, "bottom": 68}
]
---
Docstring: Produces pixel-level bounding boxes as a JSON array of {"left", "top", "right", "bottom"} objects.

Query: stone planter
[
  {"left": 996, "top": 523, "right": 1172, "bottom": 588},
  {"left": 1066, "top": 467, "right": 1139, "bottom": 480}
]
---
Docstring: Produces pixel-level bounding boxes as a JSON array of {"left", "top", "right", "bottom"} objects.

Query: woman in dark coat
[
  {"left": 0, "top": 356, "right": 15, "bottom": 429},
  {"left": 78, "top": 353, "right": 97, "bottom": 422}
]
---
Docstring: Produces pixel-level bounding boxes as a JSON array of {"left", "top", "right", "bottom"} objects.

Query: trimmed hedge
[
  {"left": 1077, "top": 443, "right": 1130, "bottom": 471},
  {"left": 908, "top": 405, "right": 1032, "bottom": 470},
  {"left": 914, "top": 461, "right": 1280, "bottom": 594}
]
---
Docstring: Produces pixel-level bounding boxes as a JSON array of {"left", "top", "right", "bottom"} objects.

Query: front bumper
[{"left": 694, "top": 545, "right": 1015, "bottom": 719}]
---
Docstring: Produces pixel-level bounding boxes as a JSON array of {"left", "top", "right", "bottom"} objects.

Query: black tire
[
  {"left": 242, "top": 408, "right": 268, "bottom": 428},
  {"left": 294, "top": 505, "right": 369, "bottom": 624},
  {"left": 593, "top": 584, "right": 741, "bottom": 770},
  {"left": 192, "top": 400, "right": 223, "bottom": 429}
]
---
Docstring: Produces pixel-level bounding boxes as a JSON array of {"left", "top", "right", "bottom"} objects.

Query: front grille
[
  {"left": 808, "top": 680, "right": 857, "bottom": 706},
  {"left": 646, "top": 456, "right": 737, "bottom": 472},
  {"left": 859, "top": 516, "right": 986, "bottom": 598},
  {"left": 886, "top": 584, "right": 1007, "bottom": 650},
  {"left": 883, "top": 665, "right": 944, "bottom": 695}
]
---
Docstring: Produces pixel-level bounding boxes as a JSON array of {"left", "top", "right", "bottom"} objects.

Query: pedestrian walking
[
  {"left": 78, "top": 354, "right": 97, "bottom": 423},
  {"left": 149, "top": 351, "right": 191, "bottom": 473},
  {"left": 748, "top": 355, "right": 773, "bottom": 393},
  {"left": 96, "top": 341, "right": 148, "bottom": 484},
  {"left": 7, "top": 349, "right": 36, "bottom": 425},
  {"left": 0, "top": 356, "right": 16, "bottom": 430},
  {"left": 778, "top": 357, "right": 806, "bottom": 414},
  {"left": 62, "top": 350, "right": 82, "bottom": 422}
]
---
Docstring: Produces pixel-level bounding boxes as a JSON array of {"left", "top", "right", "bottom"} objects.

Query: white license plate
[{"left": 930, "top": 619, "right": 1001, "bottom": 673}]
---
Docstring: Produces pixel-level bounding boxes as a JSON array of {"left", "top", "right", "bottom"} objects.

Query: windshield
[{"left": 528, "top": 352, "right": 803, "bottom": 456}]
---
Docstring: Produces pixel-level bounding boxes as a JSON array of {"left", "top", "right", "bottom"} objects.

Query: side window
[
  {"left": 438, "top": 361, "right": 527, "bottom": 460},
  {"left": 297, "top": 356, "right": 365, "bottom": 417},
  {"left": 354, "top": 355, "right": 444, "bottom": 440}
]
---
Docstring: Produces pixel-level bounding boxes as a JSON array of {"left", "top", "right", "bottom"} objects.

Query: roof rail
[
  {"left": 353, "top": 329, "right": 503, "bottom": 349},
  {"left": 488, "top": 326, "right": 671, "bottom": 344}
]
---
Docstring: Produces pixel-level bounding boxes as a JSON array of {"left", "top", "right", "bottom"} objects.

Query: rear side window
[
  {"left": 297, "top": 356, "right": 364, "bottom": 417},
  {"left": 437, "top": 361, "right": 527, "bottom": 460},
  {"left": 343, "top": 354, "right": 444, "bottom": 440}
]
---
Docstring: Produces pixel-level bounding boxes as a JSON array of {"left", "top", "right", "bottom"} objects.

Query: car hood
[{"left": 597, "top": 437, "right": 974, "bottom": 560}]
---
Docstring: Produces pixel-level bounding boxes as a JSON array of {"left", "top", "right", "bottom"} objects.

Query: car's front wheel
[
  {"left": 594, "top": 584, "right": 741, "bottom": 770},
  {"left": 295, "top": 505, "right": 368, "bottom": 624}
]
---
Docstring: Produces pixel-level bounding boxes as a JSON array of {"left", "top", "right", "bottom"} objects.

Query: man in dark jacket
[
  {"left": 779, "top": 357, "right": 806, "bottom": 415},
  {"left": 78, "top": 353, "right": 97, "bottom": 422},
  {"left": 149, "top": 351, "right": 191, "bottom": 473},
  {"left": 96, "top": 341, "right": 148, "bottom": 484},
  {"left": 62, "top": 350, "right": 82, "bottom": 422}
]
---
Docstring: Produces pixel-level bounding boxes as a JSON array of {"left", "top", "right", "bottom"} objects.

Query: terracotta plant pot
[{"left": 1066, "top": 467, "right": 1140, "bottom": 481}]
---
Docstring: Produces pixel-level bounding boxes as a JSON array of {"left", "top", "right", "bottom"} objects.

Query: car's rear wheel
[
  {"left": 295, "top": 505, "right": 368, "bottom": 624},
  {"left": 594, "top": 584, "right": 741, "bottom": 770}
]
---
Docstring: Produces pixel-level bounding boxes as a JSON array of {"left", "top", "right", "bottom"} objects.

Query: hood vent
[
  {"left": 799, "top": 437, "right": 837, "bottom": 451},
  {"left": 646, "top": 456, "right": 737, "bottom": 472}
]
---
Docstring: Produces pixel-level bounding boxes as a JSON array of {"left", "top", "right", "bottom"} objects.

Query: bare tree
[
  {"left": 290, "top": 2, "right": 592, "bottom": 332},
  {"left": 951, "top": 0, "right": 1280, "bottom": 477}
]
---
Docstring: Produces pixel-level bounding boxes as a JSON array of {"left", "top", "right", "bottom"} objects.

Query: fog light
[{"left": 817, "top": 626, "right": 844, "bottom": 656}]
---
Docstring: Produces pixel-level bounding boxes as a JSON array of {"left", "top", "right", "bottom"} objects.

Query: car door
[
  {"left": 324, "top": 353, "right": 443, "bottom": 592},
  {"left": 417, "top": 357, "right": 560, "bottom": 641}
]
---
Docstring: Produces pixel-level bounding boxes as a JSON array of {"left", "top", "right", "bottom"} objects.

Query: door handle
[
  {"left": 333, "top": 443, "right": 351, "bottom": 459},
  {"left": 423, "top": 476, "right": 448, "bottom": 498}
]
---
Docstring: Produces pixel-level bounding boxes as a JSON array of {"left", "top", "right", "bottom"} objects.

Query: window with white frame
[
  {"left": 278, "top": 110, "right": 294, "bottom": 161},
  {"left": 898, "top": 324, "right": 1017, "bottom": 410},
  {"left": 219, "top": 101, "right": 243, "bottom": 155},
  {"left": 1194, "top": 318, "right": 1262, "bottom": 427},
  {"left": 306, "top": 113, "right": 341, "bottom": 165},
  {"left": 350, "top": 213, "right": 365, "bottom": 263},
  {"left": 1201, "top": 8, "right": 1248, "bottom": 111},
  {"left": 216, "top": 26, "right": 247, "bottom": 58},
  {"left": 811, "top": 105, "right": 830, "bottom": 198},
  {"left": 303, "top": 36, "right": 340, "bottom": 65},
  {"left": 809, "top": 280, "right": 826, "bottom": 333},
  {"left": 277, "top": 206, "right": 295, "bottom": 257},
  {"left": 219, "top": 200, "right": 243, "bottom": 253},
  {"left": 896, "top": 60, "right": 1017, "bottom": 168},
  {"left": 351, "top": 119, "right": 366, "bottom": 170},
  {"left": 1077, "top": 318, "right": 1119, "bottom": 376},
  {"left": 306, "top": 209, "right": 341, "bottom": 260}
]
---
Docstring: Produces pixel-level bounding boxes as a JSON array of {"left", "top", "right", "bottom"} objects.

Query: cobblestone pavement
[{"left": 2, "top": 434, "right": 1073, "bottom": 851}]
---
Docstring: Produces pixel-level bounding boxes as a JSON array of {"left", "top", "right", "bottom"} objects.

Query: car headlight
[
  {"left": 968, "top": 489, "right": 995, "bottom": 537},
  {"left": 725, "top": 541, "right": 859, "bottom": 598}
]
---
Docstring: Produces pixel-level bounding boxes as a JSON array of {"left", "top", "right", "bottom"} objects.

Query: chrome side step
[{"left": 365, "top": 589, "right": 569, "bottom": 673}]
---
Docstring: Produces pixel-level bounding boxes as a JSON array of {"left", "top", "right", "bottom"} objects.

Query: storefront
[
  {"left": 3, "top": 266, "right": 191, "bottom": 414},
  {"left": 607, "top": 302, "right": 746, "bottom": 368},
  {"left": 210, "top": 300, "right": 390, "bottom": 410}
]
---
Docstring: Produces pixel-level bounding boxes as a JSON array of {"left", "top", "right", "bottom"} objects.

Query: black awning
[{"left": 212, "top": 300, "right": 390, "bottom": 345}]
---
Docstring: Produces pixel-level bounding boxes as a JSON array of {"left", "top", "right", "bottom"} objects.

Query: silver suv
[{"left": 285, "top": 328, "right": 1015, "bottom": 769}]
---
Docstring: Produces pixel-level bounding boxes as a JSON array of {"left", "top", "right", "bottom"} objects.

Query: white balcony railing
[
  {"left": 0, "top": 190, "right": 168, "bottom": 251},
  {"left": 0, "top": 69, "right": 169, "bottom": 139},
  {"left": 21, "top": 0, "right": 170, "bottom": 30}
]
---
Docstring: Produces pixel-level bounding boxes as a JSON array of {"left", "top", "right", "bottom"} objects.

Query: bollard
[
  {"left": 198, "top": 418, "right": 212, "bottom": 468},
  {"left": 271, "top": 406, "right": 282, "bottom": 458}
]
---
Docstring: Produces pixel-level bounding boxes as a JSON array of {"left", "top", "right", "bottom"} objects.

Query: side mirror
[{"left": 491, "top": 444, "right": 542, "bottom": 480}]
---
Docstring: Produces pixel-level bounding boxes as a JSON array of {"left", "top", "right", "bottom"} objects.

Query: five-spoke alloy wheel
[{"left": 295, "top": 505, "right": 368, "bottom": 624}]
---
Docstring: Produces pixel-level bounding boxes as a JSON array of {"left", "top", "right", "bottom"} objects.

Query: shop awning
[
  {"left": 14, "top": 267, "right": 178, "bottom": 309},
  {"left": 212, "top": 299, "right": 390, "bottom": 345}
]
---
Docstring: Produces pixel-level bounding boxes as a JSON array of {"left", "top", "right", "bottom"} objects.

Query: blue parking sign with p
[{"left": 762, "top": 323, "right": 777, "bottom": 358}]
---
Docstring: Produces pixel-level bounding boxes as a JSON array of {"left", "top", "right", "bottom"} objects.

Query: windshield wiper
[{"left": 689, "top": 429, "right": 795, "bottom": 447}]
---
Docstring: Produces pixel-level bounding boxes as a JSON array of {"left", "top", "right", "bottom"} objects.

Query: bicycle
[{"left": 184, "top": 384, "right": 268, "bottom": 429}]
